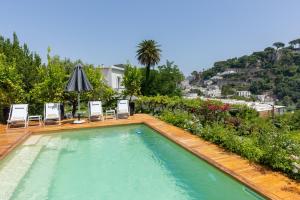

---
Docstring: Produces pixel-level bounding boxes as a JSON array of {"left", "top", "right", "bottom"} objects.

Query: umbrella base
[{"left": 73, "top": 120, "right": 86, "bottom": 124}]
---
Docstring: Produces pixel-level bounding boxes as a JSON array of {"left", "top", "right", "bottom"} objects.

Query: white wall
[
  {"left": 100, "top": 66, "right": 124, "bottom": 92},
  {"left": 111, "top": 69, "right": 124, "bottom": 89}
]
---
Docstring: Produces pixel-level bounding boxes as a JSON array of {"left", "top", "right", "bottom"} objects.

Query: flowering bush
[
  {"left": 183, "top": 118, "right": 203, "bottom": 134},
  {"left": 197, "top": 101, "right": 231, "bottom": 124},
  {"left": 159, "top": 110, "right": 202, "bottom": 134}
]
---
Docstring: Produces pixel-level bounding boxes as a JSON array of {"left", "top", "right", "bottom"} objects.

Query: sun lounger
[
  {"left": 88, "top": 101, "right": 104, "bottom": 121},
  {"left": 117, "top": 100, "right": 129, "bottom": 119},
  {"left": 44, "top": 103, "right": 61, "bottom": 125},
  {"left": 7, "top": 104, "right": 28, "bottom": 128}
]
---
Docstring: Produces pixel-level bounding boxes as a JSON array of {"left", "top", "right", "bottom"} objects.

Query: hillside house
[
  {"left": 204, "top": 85, "right": 221, "bottom": 98},
  {"left": 237, "top": 90, "right": 251, "bottom": 98}
]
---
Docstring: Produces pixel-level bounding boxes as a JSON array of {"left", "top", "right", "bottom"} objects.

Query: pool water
[{"left": 0, "top": 124, "right": 264, "bottom": 200}]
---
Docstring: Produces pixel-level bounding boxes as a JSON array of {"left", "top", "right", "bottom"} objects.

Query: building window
[{"left": 117, "top": 76, "right": 121, "bottom": 89}]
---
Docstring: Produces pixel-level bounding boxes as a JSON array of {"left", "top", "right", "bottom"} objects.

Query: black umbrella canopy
[{"left": 65, "top": 64, "right": 93, "bottom": 92}]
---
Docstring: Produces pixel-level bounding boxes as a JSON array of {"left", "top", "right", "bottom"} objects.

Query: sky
[{"left": 0, "top": 0, "right": 300, "bottom": 75}]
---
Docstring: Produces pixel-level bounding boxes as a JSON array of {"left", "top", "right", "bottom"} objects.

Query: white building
[
  {"left": 100, "top": 64, "right": 125, "bottom": 93},
  {"left": 210, "top": 75, "right": 223, "bottom": 80},
  {"left": 184, "top": 93, "right": 198, "bottom": 99},
  {"left": 256, "top": 95, "right": 267, "bottom": 102},
  {"left": 237, "top": 91, "right": 251, "bottom": 98},
  {"left": 256, "top": 94, "right": 274, "bottom": 103},
  {"left": 181, "top": 79, "right": 192, "bottom": 90},
  {"left": 204, "top": 80, "right": 213, "bottom": 86},
  {"left": 217, "top": 70, "right": 236, "bottom": 76},
  {"left": 204, "top": 85, "right": 221, "bottom": 98}
]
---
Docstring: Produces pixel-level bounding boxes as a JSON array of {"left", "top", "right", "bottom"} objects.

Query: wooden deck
[{"left": 0, "top": 114, "right": 300, "bottom": 199}]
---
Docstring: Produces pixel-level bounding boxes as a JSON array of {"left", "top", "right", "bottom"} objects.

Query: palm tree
[{"left": 136, "top": 40, "right": 161, "bottom": 82}]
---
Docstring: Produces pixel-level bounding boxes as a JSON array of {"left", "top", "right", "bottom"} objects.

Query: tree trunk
[
  {"left": 72, "top": 102, "right": 77, "bottom": 117},
  {"left": 145, "top": 64, "right": 150, "bottom": 83},
  {"left": 60, "top": 103, "right": 65, "bottom": 120},
  {"left": 129, "top": 102, "right": 135, "bottom": 116},
  {"left": 144, "top": 64, "right": 151, "bottom": 95}
]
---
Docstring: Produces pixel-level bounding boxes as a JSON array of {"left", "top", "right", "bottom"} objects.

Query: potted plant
[{"left": 129, "top": 101, "right": 135, "bottom": 116}]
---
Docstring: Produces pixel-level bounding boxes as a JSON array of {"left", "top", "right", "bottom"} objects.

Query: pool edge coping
[{"left": 0, "top": 131, "right": 31, "bottom": 160}]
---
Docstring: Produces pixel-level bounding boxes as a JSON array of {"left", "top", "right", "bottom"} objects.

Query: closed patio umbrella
[{"left": 65, "top": 64, "right": 93, "bottom": 123}]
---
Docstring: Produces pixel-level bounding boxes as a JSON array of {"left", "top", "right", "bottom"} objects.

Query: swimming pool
[{"left": 0, "top": 124, "right": 264, "bottom": 200}]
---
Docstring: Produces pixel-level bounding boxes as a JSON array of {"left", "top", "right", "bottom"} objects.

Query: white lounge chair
[
  {"left": 88, "top": 101, "right": 104, "bottom": 121},
  {"left": 7, "top": 104, "right": 29, "bottom": 129},
  {"left": 44, "top": 103, "right": 61, "bottom": 125},
  {"left": 117, "top": 100, "right": 129, "bottom": 119}
]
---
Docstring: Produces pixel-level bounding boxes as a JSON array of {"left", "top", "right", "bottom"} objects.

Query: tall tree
[
  {"left": 273, "top": 42, "right": 285, "bottom": 50},
  {"left": 155, "top": 60, "right": 184, "bottom": 96},
  {"left": 140, "top": 60, "right": 184, "bottom": 96},
  {"left": 0, "top": 32, "right": 41, "bottom": 93},
  {"left": 136, "top": 40, "right": 161, "bottom": 83},
  {"left": 0, "top": 53, "right": 25, "bottom": 107},
  {"left": 289, "top": 38, "right": 300, "bottom": 48},
  {"left": 122, "top": 63, "right": 142, "bottom": 101},
  {"left": 191, "top": 71, "right": 198, "bottom": 80}
]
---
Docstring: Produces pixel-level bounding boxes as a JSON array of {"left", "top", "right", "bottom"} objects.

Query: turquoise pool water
[{"left": 0, "top": 124, "right": 264, "bottom": 200}]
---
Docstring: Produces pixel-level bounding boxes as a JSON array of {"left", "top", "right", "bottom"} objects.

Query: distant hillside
[{"left": 191, "top": 39, "right": 300, "bottom": 109}]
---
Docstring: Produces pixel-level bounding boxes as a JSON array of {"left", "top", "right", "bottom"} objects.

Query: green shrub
[
  {"left": 233, "top": 137, "right": 263, "bottom": 162},
  {"left": 198, "top": 123, "right": 229, "bottom": 145},
  {"left": 290, "top": 111, "right": 300, "bottom": 130},
  {"left": 234, "top": 105, "right": 259, "bottom": 120},
  {"left": 159, "top": 110, "right": 202, "bottom": 134},
  {"left": 274, "top": 110, "right": 300, "bottom": 131},
  {"left": 199, "top": 123, "right": 263, "bottom": 162},
  {"left": 159, "top": 110, "right": 190, "bottom": 128},
  {"left": 182, "top": 117, "right": 203, "bottom": 134},
  {"left": 257, "top": 127, "right": 300, "bottom": 174}
]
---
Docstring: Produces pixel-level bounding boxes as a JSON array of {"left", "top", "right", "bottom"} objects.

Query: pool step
[
  {"left": 0, "top": 146, "right": 42, "bottom": 200},
  {"left": 37, "top": 135, "right": 51, "bottom": 146},
  {"left": 14, "top": 138, "right": 68, "bottom": 200},
  {"left": 45, "top": 136, "right": 70, "bottom": 150},
  {"left": 22, "top": 135, "right": 42, "bottom": 146}
]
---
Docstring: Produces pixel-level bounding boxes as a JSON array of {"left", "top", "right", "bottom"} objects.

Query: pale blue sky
[{"left": 0, "top": 0, "right": 300, "bottom": 75}]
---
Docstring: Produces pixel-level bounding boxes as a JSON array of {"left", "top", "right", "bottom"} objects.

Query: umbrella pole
[{"left": 78, "top": 92, "right": 80, "bottom": 121}]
